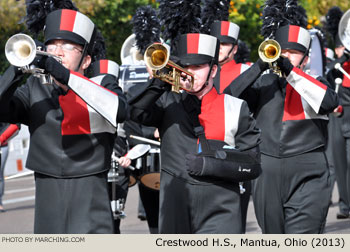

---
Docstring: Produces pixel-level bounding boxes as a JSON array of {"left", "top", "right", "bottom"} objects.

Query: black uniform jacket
[
  {"left": 0, "top": 66, "right": 127, "bottom": 178},
  {"left": 338, "top": 61, "right": 350, "bottom": 137},
  {"left": 129, "top": 79, "right": 261, "bottom": 183},
  {"left": 224, "top": 64, "right": 339, "bottom": 157}
]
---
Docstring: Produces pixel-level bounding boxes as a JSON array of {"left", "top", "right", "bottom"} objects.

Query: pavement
[{"left": 0, "top": 174, "right": 349, "bottom": 234}]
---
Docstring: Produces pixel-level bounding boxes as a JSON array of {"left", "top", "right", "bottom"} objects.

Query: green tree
[{"left": 228, "top": 0, "right": 265, "bottom": 62}]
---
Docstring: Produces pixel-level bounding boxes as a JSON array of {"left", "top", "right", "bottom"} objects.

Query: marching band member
[
  {"left": 88, "top": 58, "right": 132, "bottom": 233},
  {"left": 210, "top": 21, "right": 250, "bottom": 93},
  {"left": 0, "top": 3, "right": 127, "bottom": 233},
  {"left": 128, "top": 33, "right": 261, "bottom": 233},
  {"left": 224, "top": 0, "right": 339, "bottom": 233},
  {"left": 210, "top": 19, "right": 252, "bottom": 234},
  {"left": 325, "top": 6, "right": 350, "bottom": 220}
]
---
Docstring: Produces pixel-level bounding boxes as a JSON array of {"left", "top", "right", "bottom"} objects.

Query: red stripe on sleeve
[
  {"left": 60, "top": 9, "right": 76, "bottom": 32},
  {"left": 59, "top": 90, "right": 91, "bottom": 135},
  {"left": 288, "top": 25, "right": 300, "bottom": 43},
  {"left": 282, "top": 84, "right": 305, "bottom": 121},
  {"left": 187, "top": 34, "right": 200, "bottom": 54},
  {"left": 220, "top": 21, "right": 230, "bottom": 36},
  {"left": 99, "top": 59, "right": 109, "bottom": 74}
]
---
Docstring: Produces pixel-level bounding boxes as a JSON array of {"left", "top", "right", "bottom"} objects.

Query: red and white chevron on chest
[
  {"left": 198, "top": 89, "right": 242, "bottom": 146},
  {"left": 59, "top": 90, "right": 115, "bottom": 135}
]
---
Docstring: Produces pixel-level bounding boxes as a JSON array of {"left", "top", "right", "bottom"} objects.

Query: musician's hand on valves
[
  {"left": 277, "top": 56, "right": 294, "bottom": 76},
  {"left": 36, "top": 56, "right": 70, "bottom": 85},
  {"left": 179, "top": 72, "right": 193, "bottom": 91},
  {"left": 118, "top": 156, "right": 132, "bottom": 168}
]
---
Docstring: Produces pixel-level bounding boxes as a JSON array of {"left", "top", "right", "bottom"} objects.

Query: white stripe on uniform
[
  {"left": 224, "top": 95, "right": 243, "bottom": 147},
  {"left": 286, "top": 70, "right": 326, "bottom": 114},
  {"left": 68, "top": 72, "right": 119, "bottom": 128}
]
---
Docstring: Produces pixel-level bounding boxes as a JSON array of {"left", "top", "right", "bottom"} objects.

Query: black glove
[
  {"left": 256, "top": 58, "right": 269, "bottom": 72},
  {"left": 277, "top": 56, "right": 294, "bottom": 76},
  {"left": 35, "top": 56, "right": 70, "bottom": 85},
  {"left": 186, "top": 154, "right": 204, "bottom": 176}
]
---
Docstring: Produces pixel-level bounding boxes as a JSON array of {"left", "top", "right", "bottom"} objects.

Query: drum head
[
  {"left": 128, "top": 174, "right": 137, "bottom": 187},
  {"left": 140, "top": 173, "right": 160, "bottom": 190}
]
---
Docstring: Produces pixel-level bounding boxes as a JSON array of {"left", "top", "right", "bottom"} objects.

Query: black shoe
[
  {"left": 336, "top": 212, "right": 349, "bottom": 219},
  {"left": 138, "top": 215, "right": 147, "bottom": 221}
]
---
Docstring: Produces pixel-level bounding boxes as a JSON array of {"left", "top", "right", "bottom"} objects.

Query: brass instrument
[
  {"left": 5, "top": 33, "right": 61, "bottom": 83},
  {"left": 338, "top": 9, "right": 350, "bottom": 52},
  {"left": 258, "top": 39, "right": 282, "bottom": 76},
  {"left": 144, "top": 43, "right": 194, "bottom": 93}
]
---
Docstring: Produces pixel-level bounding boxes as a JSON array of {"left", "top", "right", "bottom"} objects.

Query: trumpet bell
[
  {"left": 144, "top": 43, "right": 170, "bottom": 70},
  {"left": 144, "top": 42, "right": 194, "bottom": 93},
  {"left": 5, "top": 33, "right": 37, "bottom": 67},
  {"left": 258, "top": 39, "right": 281, "bottom": 63}
]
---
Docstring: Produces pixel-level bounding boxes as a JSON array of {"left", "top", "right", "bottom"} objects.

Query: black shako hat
[
  {"left": 274, "top": 24, "right": 311, "bottom": 53},
  {"left": 44, "top": 9, "right": 95, "bottom": 53},
  {"left": 210, "top": 20, "right": 240, "bottom": 45},
  {"left": 176, "top": 33, "right": 219, "bottom": 66},
  {"left": 89, "top": 59, "right": 120, "bottom": 79}
]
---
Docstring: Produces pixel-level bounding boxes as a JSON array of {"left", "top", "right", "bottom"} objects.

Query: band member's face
[
  {"left": 46, "top": 39, "right": 90, "bottom": 73},
  {"left": 182, "top": 64, "right": 211, "bottom": 92},
  {"left": 219, "top": 43, "right": 237, "bottom": 64},
  {"left": 182, "top": 63, "right": 217, "bottom": 99},
  {"left": 281, "top": 49, "right": 308, "bottom": 69}
]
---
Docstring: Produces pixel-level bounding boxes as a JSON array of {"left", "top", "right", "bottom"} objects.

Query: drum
[
  {"left": 139, "top": 148, "right": 161, "bottom": 190},
  {"left": 110, "top": 151, "right": 138, "bottom": 187}
]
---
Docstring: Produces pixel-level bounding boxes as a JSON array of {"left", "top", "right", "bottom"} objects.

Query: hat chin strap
[
  {"left": 297, "top": 51, "right": 308, "bottom": 69},
  {"left": 75, "top": 43, "right": 89, "bottom": 72},
  {"left": 297, "top": 44, "right": 311, "bottom": 69}
]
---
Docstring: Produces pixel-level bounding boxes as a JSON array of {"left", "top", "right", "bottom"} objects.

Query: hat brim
[{"left": 179, "top": 54, "right": 213, "bottom": 66}]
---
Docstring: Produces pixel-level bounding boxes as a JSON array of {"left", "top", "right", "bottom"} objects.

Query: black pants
[
  {"left": 159, "top": 171, "right": 242, "bottom": 234},
  {"left": 252, "top": 152, "right": 331, "bottom": 233},
  {"left": 331, "top": 115, "right": 350, "bottom": 215},
  {"left": 240, "top": 181, "right": 251, "bottom": 233},
  {"left": 34, "top": 172, "right": 114, "bottom": 234},
  {"left": 138, "top": 183, "right": 159, "bottom": 233}
]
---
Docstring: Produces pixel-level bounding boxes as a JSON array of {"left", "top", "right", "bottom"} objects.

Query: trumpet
[
  {"left": 5, "top": 33, "right": 61, "bottom": 83},
  {"left": 144, "top": 43, "right": 194, "bottom": 93},
  {"left": 258, "top": 39, "right": 282, "bottom": 76}
]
